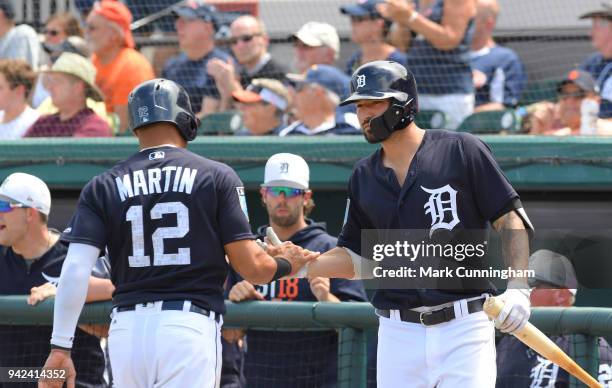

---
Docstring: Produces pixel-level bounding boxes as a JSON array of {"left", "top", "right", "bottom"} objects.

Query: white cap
[
  {"left": 262, "top": 153, "right": 310, "bottom": 190},
  {"left": 0, "top": 173, "right": 51, "bottom": 216},
  {"left": 293, "top": 22, "right": 340, "bottom": 57}
]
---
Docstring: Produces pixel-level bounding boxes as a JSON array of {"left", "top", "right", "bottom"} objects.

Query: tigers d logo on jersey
[{"left": 421, "top": 184, "right": 460, "bottom": 237}]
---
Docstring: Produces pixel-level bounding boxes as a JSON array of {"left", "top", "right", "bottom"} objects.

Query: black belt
[
  {"left": 115, "top": 300, "right": 220, "bottom": 322},
  {"left": 376, "top": 298, "right": 485, "bottom": 326}
]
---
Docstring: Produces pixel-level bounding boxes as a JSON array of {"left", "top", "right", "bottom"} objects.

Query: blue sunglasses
[
  {"left": 0, "top": 199, "right": 28, "bottom": 213},
  {"left": 264, "top": 186, "right": 305, "bottom": 198}
]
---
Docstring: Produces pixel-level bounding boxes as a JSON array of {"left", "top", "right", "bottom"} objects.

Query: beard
[{"left": 269, "top": 204, "right": 302, "bottom": 227}]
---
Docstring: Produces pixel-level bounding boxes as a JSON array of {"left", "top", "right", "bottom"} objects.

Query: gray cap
[
  {"left": 528, "top": 249, "right": 578, "bottom": 291},
  {"left": 579, "top": 2, "right": 612, "bottom": 20}
]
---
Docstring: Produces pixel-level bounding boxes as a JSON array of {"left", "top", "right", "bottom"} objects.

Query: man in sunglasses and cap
[
  {"left": 226, "top": 153, "right": 366, "bottom": 388},
  {"left": 0, "top": 172, "right": 113, "bottom": 387}
]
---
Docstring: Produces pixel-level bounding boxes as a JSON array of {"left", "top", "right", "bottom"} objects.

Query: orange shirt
[{"left": 93, "top": 48, "right": 155, "bottom": 113}]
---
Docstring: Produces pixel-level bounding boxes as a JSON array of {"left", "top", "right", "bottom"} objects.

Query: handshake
[{"left": 258, "top": 227, "right": 319, "bottom": 278}]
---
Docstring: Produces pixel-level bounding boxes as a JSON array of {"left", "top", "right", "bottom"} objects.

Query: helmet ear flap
[{"left": 175, "top": 111, "right": 198, "bottom": 141}]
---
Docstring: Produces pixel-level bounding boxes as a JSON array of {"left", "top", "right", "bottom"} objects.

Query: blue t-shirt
[
  {"left": 471, "top": 45, "right": 527, "bottom": 107},
  {"left": 345, "top": 49, "right": 409, "bottom": 76},
  {"left": 162, "top": 48, "right": 233, "bottom": 112},
  {"left": 227, "top": 221, "right": 367, "bottom": 388},
  {"left": 337, "top": 130, "right": 521, "bottom": 309},
  {"left": 406, "top": 0, "right": 475, "bottom": 95},
  {"left": 0, "top": 242, "right": 106, "bottom": 387},
  {"left": 580, "top": 53, "right": 612, "bottom": 119},
  {"left": 62, "top": 146, "right": 254, "bottom": 314}
]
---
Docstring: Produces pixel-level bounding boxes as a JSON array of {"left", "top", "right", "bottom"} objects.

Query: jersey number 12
[{"left": 126, "top": 202, "right": 190, "bottom": 267}]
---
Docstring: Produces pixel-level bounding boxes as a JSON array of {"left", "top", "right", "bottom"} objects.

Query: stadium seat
[
  {"left": 198, "top": 111, "right": 243, "bottom": 135},
  {"left": 415, "top": 110, "right": 449, "bottom": 129},
  {"left": 457, "top": 109, "right": 521, "bottom": 134},
  {"left": 519, "top": 79, "right": 561, "bottom": 106}
]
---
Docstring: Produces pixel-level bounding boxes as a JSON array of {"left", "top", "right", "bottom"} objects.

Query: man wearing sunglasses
[
  {"left": 227, "top": 153, "right": 367, "bottom": 388},
  {"left": 207, "top": 15, "right": 288, "bottom": 113},
  {"left": 523, "top": 70, "right": 612, "bottom": 135},
  {"left": 0, "top": 172, "right": 112, "bottom": 387}
]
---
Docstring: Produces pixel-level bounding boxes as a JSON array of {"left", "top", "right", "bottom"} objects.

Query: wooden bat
[
  {"left": 266, "top": 227, "right": 282, "bottom": 246},
  {"left": 484, "top": 296, "right": 602, "bottom": 388}
]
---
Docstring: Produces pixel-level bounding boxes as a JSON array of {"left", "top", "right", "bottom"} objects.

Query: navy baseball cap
[
  {"left": 0, "top": 0, "right": 14, "bottom": 20},
  {"left": 287, "top": 64, "right": 350, "bottom": 99},
  {"left": 340, "top": 0, "right": 385, "bottom": 18},
  {"left": 172, "top": 0, "right": 218, "bottom": 24}
]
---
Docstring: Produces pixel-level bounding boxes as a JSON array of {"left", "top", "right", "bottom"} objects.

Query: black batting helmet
[
  {"left": 128, "top": 78, "right": 200, "bottom": 141},
  {"left": 340, "top": 61, "right": 418, "bottom": 143}
]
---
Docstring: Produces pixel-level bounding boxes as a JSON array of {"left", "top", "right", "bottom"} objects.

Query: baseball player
[
  {"left": 282, "top": 61, "right": 534, "bottom": 387},
  {"left": 38, "top": 79, "right": 316, "bottom": 388}
]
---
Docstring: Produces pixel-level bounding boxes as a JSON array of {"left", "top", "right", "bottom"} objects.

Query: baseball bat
[
  {"left": 484, "top": 296, "right": 602, "bottom": 388},
  {"left": 266, "top": 227, "right": 282, "bottom": 246}
]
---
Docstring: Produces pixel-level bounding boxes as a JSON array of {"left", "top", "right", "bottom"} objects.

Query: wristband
[
  {"left": 271, "top": 257, "right": 292, "bottom": 281},
  {"left": 50, "top": 343, "right": 72, "bottom": 352}
]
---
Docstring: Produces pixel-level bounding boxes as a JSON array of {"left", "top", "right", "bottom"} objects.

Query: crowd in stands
[{"left": 0, "top": 0, "right": 610, "bottom": 139}]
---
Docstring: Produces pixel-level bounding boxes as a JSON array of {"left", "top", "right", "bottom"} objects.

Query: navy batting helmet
[
  {"left": 340, "top": 61, "right": 418, "bottom": 143},
  {"left": 128, "top": 78, "right": 200, "bottom": 141}
]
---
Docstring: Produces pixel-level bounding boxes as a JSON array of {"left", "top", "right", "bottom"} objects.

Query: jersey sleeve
[
  {"left": 337, "top": 174, "right": 371, "bottom": 255},
  {"left": 460, "top": 134, "right": 519, "bottom": 223},
  {"left": 216, "top": 166, "right": 255, "bottom": 245},
  {"left": 61, "top": 178, "right": 108, "bottom": 250}
]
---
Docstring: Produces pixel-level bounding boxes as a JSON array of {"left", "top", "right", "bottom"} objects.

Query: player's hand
[
  {"left": 309, "top": 277, "right": 331, "bottom": 301},
  {"left": 494, "top": 288, "right": 531, "bottom": 334},
  {"left": 222, "top": 328, "right": 246, "bottom": 344},
  {"left": 38, "top": 349, "right": 75, "bottom": 388},
  {"left": 28, "top": 282, "right": 57, "bottom": 306},
  {"left": 229, "top": 280, "right": 265, "bottom": 302},
  {"left": 377, "top": 0, "right": 416, "bottom": 25},
  {"left": 276, "top": 242, "right": 319, "bottom": 277}
]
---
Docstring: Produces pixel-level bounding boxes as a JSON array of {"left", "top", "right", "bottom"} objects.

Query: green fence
[
  {"left": 1, "top": 296, "right": 611, "bottom": 387},
  {"left": 2, "top": 136, "right": 612, "bottom": 190}
]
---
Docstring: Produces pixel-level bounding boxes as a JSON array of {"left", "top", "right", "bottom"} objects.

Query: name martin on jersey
[{"left": 115, "top": 166, "right": 197, "bottom": 201}]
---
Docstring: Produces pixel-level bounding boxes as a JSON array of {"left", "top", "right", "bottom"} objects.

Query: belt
[
  {"left": 375, "top": 298, "right": 485, "bottom": 326},
  {"left": 115, "top": 300, "right": 221, "bottom": 322}
]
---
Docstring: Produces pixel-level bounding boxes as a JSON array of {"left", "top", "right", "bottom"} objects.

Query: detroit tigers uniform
[
  {"left": 228, "top": 221, "right": 367, "bottom": 388},
  {"left": 338, "top": 129, "right": 527, "bottom": 387},
  {"left": 62, "top": 145, "right": 254, "bottom": 388}
]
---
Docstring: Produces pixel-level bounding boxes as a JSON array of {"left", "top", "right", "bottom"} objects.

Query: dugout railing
[{"left": 1, "top": 296, "right": 612, "bottom": 387}]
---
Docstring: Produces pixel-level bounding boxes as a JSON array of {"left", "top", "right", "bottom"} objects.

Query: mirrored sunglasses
[
  {"left": 0, "top": 199, "right": 28, "bottom": 213},
  {"left": 265, "top": 186, "right": 305, "bottom": 198}
]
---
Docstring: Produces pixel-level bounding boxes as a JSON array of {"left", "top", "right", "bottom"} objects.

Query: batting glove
[{"left": 495, "top": 282, "right": 531, "bottom": 334}]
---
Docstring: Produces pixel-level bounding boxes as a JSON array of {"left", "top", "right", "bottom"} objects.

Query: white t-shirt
[
  {"left": 0, "top": 24, "right": 42, "bottom": 70},
  {"left": 0, "top": 106, "right": 40, "bottom": 139}
]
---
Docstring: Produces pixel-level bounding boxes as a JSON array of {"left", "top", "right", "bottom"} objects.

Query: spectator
[
  {"left": 522, "top": 70, "right": 612, "bottom": 135},
  {"left": 470, "top": 0, "right": 526, "bottom": 112},
  {"left": 496, "top": 249, "right": 612, "bottom": 387},
  {"left": 340, "top": 0, "right": 408, "bottom": 75},
  {"left": 291, "top": 22, "right": 340, "bottom": 74},
  {"left": 0, "top": 172, "right": 113, "bottom": 388},
  {"left": 0, "top": 59, "right": 39, "bottom": 139},
  {"left": 86, "top": 0, "right": 154, "bottom": 133},
  {"left": 162, "top": 1, "right": 233, "bottom": 117},
  {"left": 0, "top": 0, "right": 41, "bottom": 69},
  {"left": 227, "top": 153, "right": 367, "bottom": 388},
  {"left": 232, "top": 78, "right": 290, "bottom": 136},
  {"left": 43, "top": 12, "right": 84, "bottom": 46},
  {"left": 579, "top": 3, "right": 612, "bottom": 120},
  {"left": 206, "top": 15, "right": 288, "bottom": 112},
  {"left": 280, "top": 65, "right": 360, "bottom": 136},
  {"left": 378, "top": 0, "right": 477, "bottom": 129},
  {"left": 26, "top": 52, "right": 112, "bottom": 137}
]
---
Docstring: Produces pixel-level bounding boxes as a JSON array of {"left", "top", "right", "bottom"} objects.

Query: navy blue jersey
[
  {"left": 580, "top": 53, "right": 612, "bottom": 119},
  {"left": 496, "top": 335, "right": 612, "bottom": 387},
  {"left": 338, "top": 130, "right": 520, "bottom": 309},
  {"left": 0, "top": 241, "right": 106, "bottom": 388},
  {"left": 62, "top": 146, "right": 254, "bottom": 314},
  {"left": 471, "top": 45, "right": 527, "bottom": 107},
  {"left": 162, "top": 49, "right": 233, "bottom": 112},
  {"left": 227, "top": 220, "right": 367, "bottom": 388}
]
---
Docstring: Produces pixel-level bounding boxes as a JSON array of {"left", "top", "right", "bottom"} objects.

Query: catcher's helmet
[
  {"left": 340, "top": 61, "right": 418, "bottom": 143},
  {"left": 128, "top": 78, "right": 200, "bottom": 141}
]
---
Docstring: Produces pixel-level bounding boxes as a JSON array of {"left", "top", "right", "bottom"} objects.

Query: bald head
[
  {"left": 230, "top": 15, "right": 266, "bottom": 36},
  {"left": 477, "top": 0, "right": 500, "bottom": 20}
]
